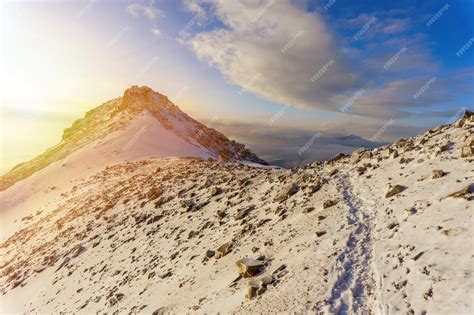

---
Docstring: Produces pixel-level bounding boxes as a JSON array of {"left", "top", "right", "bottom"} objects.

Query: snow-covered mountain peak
[
  {"left": 0, "top": 86, "right": 266, "bottom": 192},
  {"left": 117, "top": 85, "right": 170, "bottom": 114}
]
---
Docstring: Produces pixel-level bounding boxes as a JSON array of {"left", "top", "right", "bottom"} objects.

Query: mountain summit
[{"left": 0, "top": 86, "right": 266, "bottom": 191}]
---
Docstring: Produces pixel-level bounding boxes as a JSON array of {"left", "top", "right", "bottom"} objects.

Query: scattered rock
[
  {"left": 412, "top": 251, "right": 424, "bottom": 261},
  {"left": 327, "top": 169, "right": 338, "bottom": 177},
  {"left": 443, "top": 183, "right": 474, "bottom": 200},
  {"left": 387, "top": 222, "right": 398, "bottom": 230},
  {"left": 234, "top": 207, "right": 253, "bottom": 220},
  {"left": 309, "top": 183, "right": 321, "bottom": 194},
  {"left": 431, "top": 170, "right": 445, "bottom": 179},
  {"left": 274, "top": 183, "right": 299, "bottom": 202},
  {"left": 205, "top": 250, "right": 215, "bottom": 258},
  {"left": 423, "top": 287, "right": 433, "bottom": 300},
  {"left": 216, "top": 209, "right": 226, "bottom": 219},
  {"left": 327, "top": 153, "right": 347, "bottom": 164},
  {"left": 323, "top": 200, "right": 337, "bottom": 209},
  {"left": 159, "top": 271, "right": 173, "bottom": 279},
  {"left": 317, "top": 215, "right": 327, "bottom": 221},
  {"left": 303, "top": 207, "right": 315, "bottom": 213},
  {"left": 435, "top": 142, "right": 450, "bottom": 155},
  {"left": 246, "top": 285, "right": 257, "bottom": 299},
  {"left": 316, "top": 231, "right": 327, "bottom": 237},
  {"left": 404, "top": 207, "right": 416, "bottom": 216},
  {"left": 215, "top": 241, "right": 233, "bottom": 259},
  {"left": 461, "top": 146, "right": 473, "bottom": 158},
  {"left": 210, "top": 186, "right": 222, "bottom": 196},
  {"left": 385, "top": 184, "right": 406, "bottom": 198},
  {"left": 272, "top": 264, "right": 287, "bottom": 275},
  {"left": 235, "top": 258, "right": 264, "bottom": 278},
  {"left": 70, "top": 245, "right": 86, "bottom": 258},
  {"left": 152, "top": 307, "right": 167, "bottom": 315}
]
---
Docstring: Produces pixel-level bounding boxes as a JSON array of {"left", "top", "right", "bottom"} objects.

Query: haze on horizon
[{"left": 1, "top": 0, "right": 473, "bottom": 173}]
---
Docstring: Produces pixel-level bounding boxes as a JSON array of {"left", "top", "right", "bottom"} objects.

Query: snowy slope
[
  {"left": 0, "top": 86, "right": 266, "bottom": 240},
  {"left": 0, "top": 109, "right": 472, "bottom": 314}
]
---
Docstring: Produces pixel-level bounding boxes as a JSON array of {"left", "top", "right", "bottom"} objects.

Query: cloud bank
[{"left": 184, "top": 0, "right": 358, "bottom": 112}]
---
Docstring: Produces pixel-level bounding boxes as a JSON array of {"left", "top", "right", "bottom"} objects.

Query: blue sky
[{"left": 1, "top": 0, "right": 473, "bottom": 170}]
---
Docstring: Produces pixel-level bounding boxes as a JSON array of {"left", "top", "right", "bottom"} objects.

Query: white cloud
[
  {"left": 183, "top": 0, "right": 358, "bottom": 111},
  {"left": 151, "top": 27, "right": 161, "bottom": 36},
  {"left": 381, "top": 18, "right": 410, "bottom": 34},
  {"left": 127, "top": 2, "right": 164, "bottom": 20}
]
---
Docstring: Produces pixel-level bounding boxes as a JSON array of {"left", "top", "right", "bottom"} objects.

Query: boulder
[
  {"left": 444, "top": 183, "right": 474, "bottom": 200},
  {"left": 216, "top": 209, "right": 226, "bottom": 219},
  {"left": 309, "top": 183, "right": 321, "bottom": 194},
  {"left": 70, "top": 245, "right": 86, "bottom": 258},
  {"left": 465, "top": 134, "right": 474, "bottom": 147},
  {"left": 359, "top": 150, "right": 373, "bottom": 160},
  {"left": 235, "top": 258, "right": 264, "bottom": 278},
  {"left": 245, "top": 286, "right": 257, "bottom": 299},
  {"left": 355, "top": 166, "right": 367, "bottom": 175},
  {"left": 248, "top": 273, "right": 274, "bottom": 287},
  {"left": 435, "top": 143, "right": 450, "bottom": 155},
  {"left": 327, "top": 169, "right": 338, "bottom": 177},
  {"left": 215, "top": 241, "right": 233, "bottom": 258},
  {"left": 350, "top": 148, "right": 366, "bottom": 162},
  {"left": 327, "top": 153, "right": 347, "bottom": 164},
  {"left": 454, "top": 119, "right": 465, "bottom": 128},
  {"left": 274, "top": 183, "right": 299, "bottom": 202},
  {"left": 431, "top": 170, "right": 445, "bottom": 179},
  {"left": 462, "top": 109, "right": 473, "bottom": 122},
  {"left": 385, "top": 184, "right": 406, "bottom": 198},
  {"left": 404, "top": 207, "right": 417, "bottom": 216},
  {"left": 323, "top": 200, "right": 337, "bottom": 208},
  {"left": 316, "top": 230, "right": 327, "bottom": 237},
  {"left": 461, "top": 146, "right": 473, "bottom": 158},
  {"left": 234, "top": 207, "right": 253, "bottom": 220},
  {"left": 385, "top": 148, "right": 398, "bottom": 158},
  {"left": 210, "top": 186, "right": 222, "bottom": 196},
  {"left": 303, "top": 207, "right": 315, "bottom": 213}
]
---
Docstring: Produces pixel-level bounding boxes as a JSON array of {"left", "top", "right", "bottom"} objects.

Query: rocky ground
[{"left": 0, "top": 111, "right": 473, "bottom": 314}]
